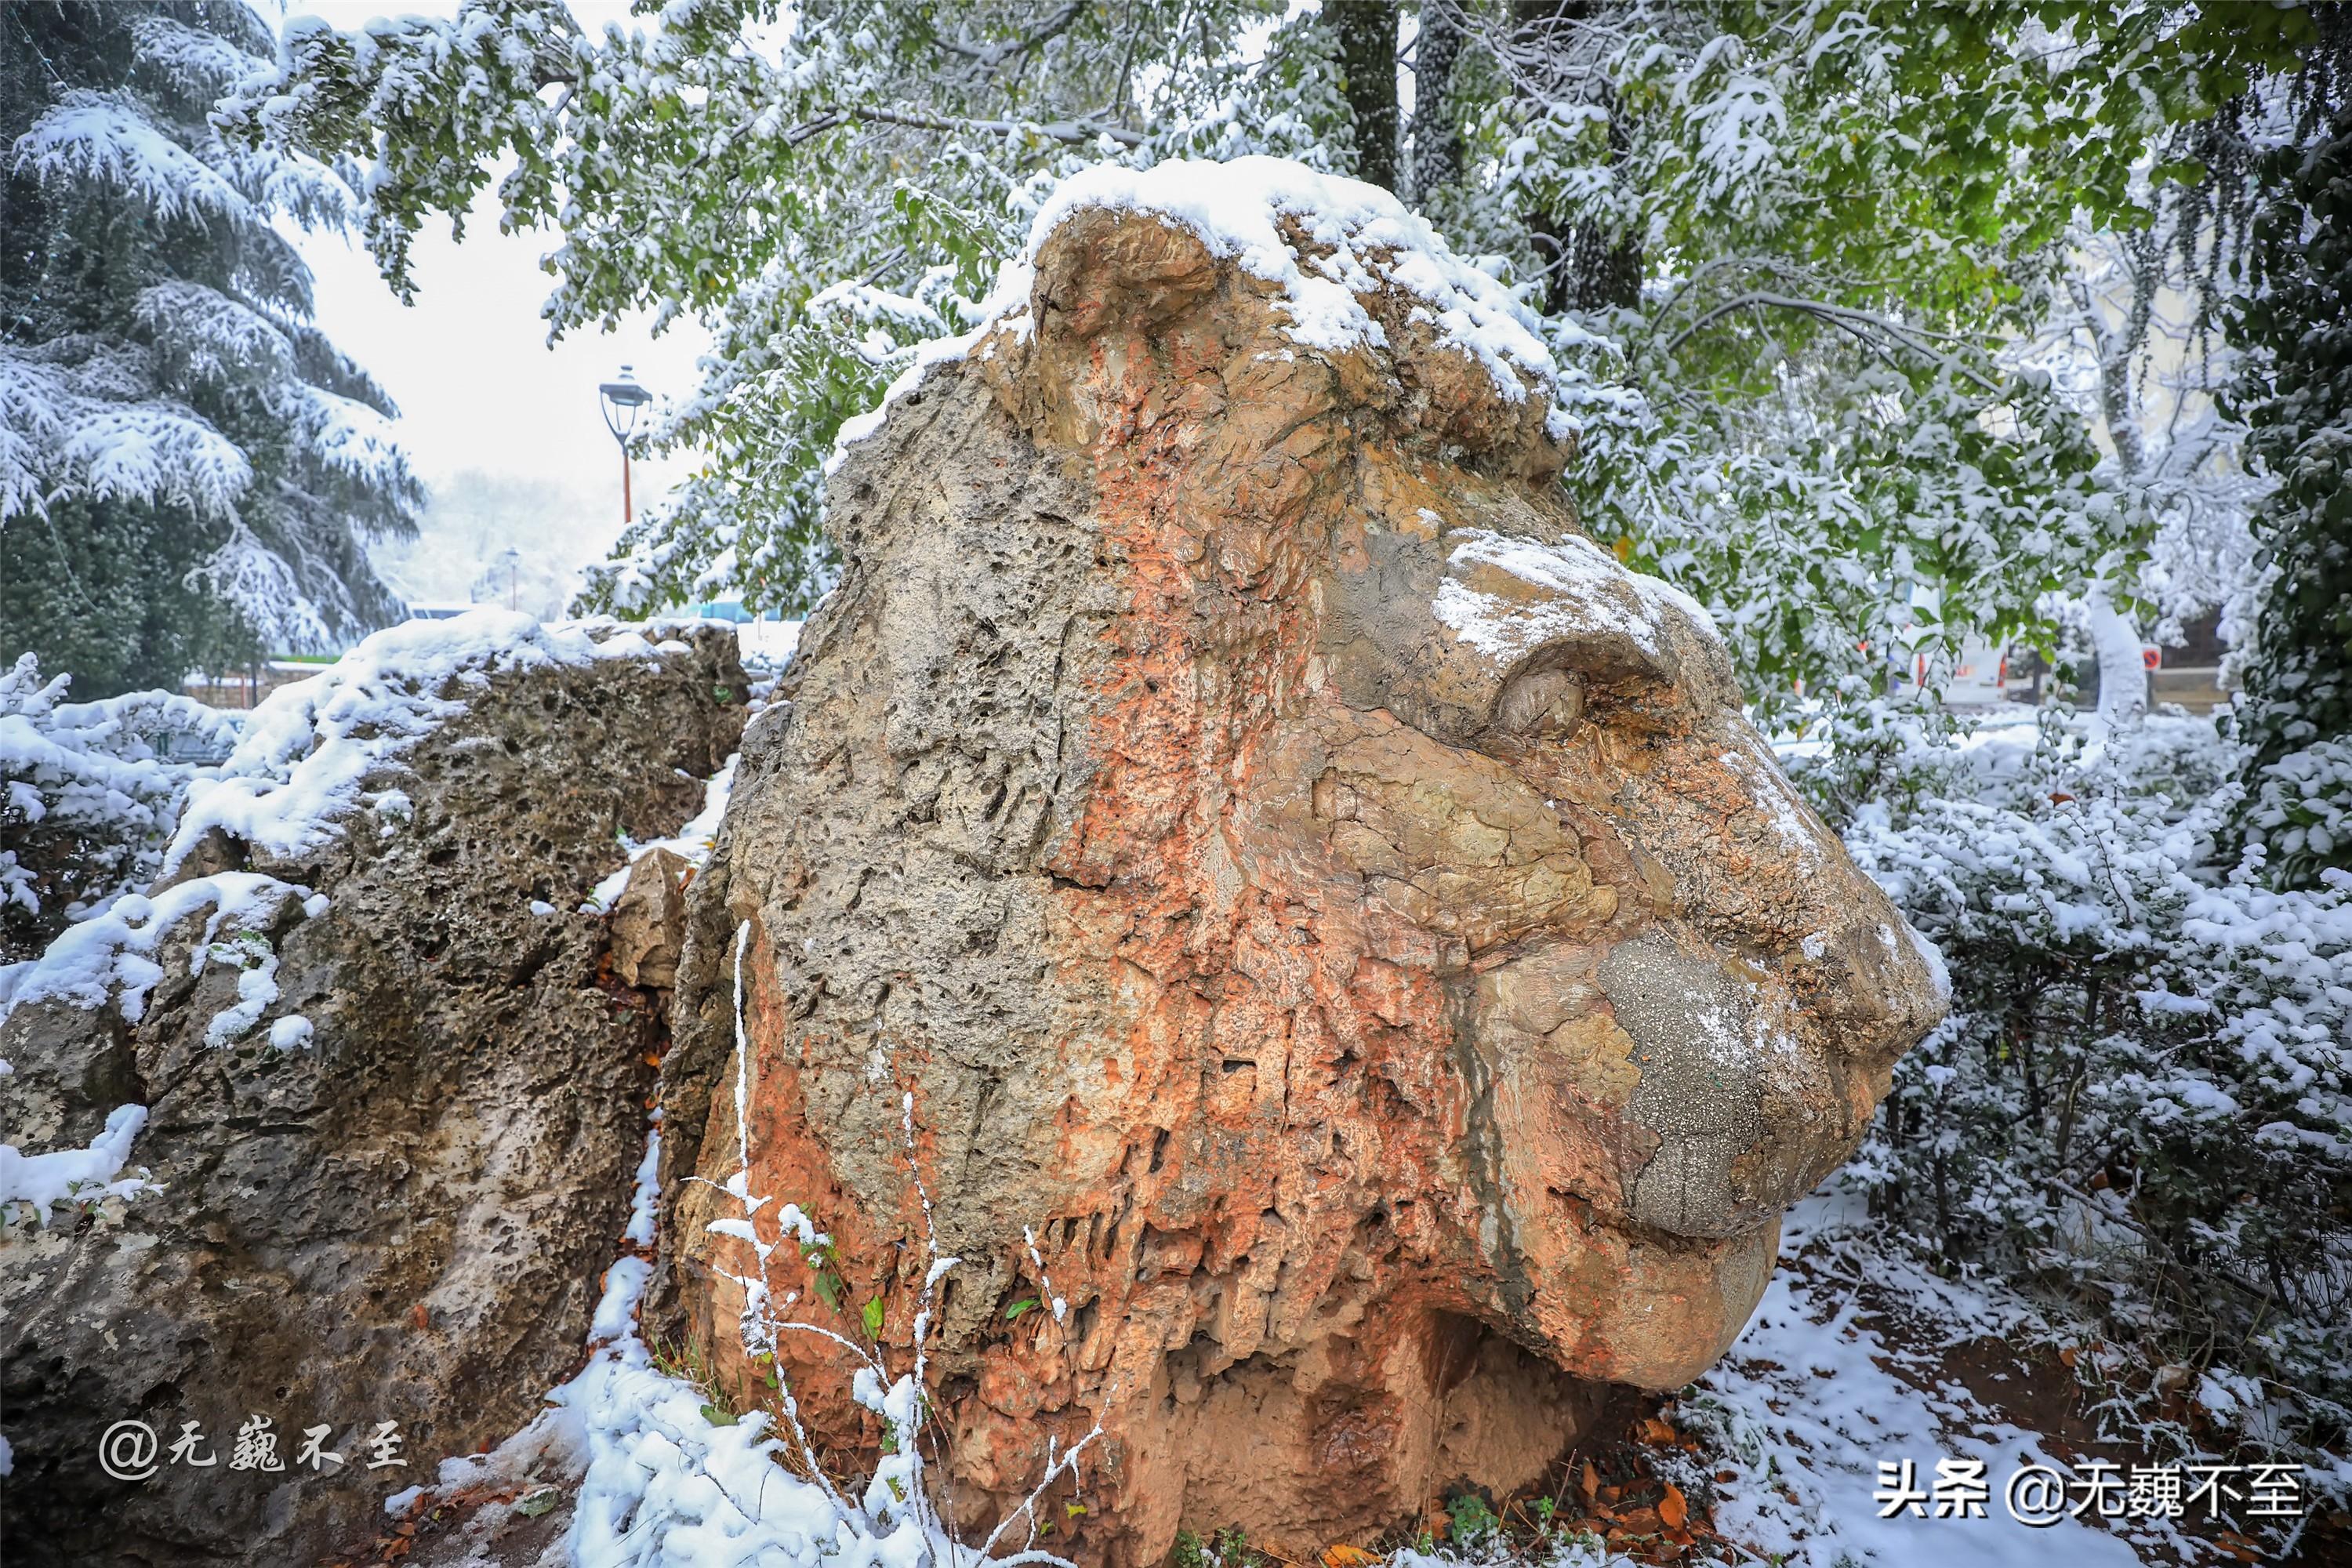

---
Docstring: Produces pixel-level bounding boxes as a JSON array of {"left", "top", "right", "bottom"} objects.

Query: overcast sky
[{"left": 275, "top": 2, "right": 713, "bottom": 600}]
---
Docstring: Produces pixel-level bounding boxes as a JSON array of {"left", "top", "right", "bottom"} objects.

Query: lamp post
[
  {"left": 502, "top": 546, "right": 521, "bottom": 612},
  {"left": 597, "top": 364, "right": 653, "bottom": 526}
]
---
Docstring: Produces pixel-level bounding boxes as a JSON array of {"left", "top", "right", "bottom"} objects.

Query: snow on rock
[
  {"left": 2, "top": 615, "right": 750, "bottom": 1563},
  {"left": 1021, "top": 158, "right": 1562, "bottom": 406},
  {"left": 1, "top": 617, "right": 676, "bottom": 1026},
  {"left": 165, "top": 610, "right": 691, "bottom": 877},
  {"left": 0, "top": 869, "right": 303, "bottom": 1025},
  {"left": 1433, "top": 528, "right": 1720, "bottom": 664},
  {"left": 583, "top": 750, "right": 737, "bottom": 914},
  {"left": 0, "top": 1103, "right": 154, "bottom": 1225},
  {"left": 833, "top": 155, "right": 1574, "bottom": 473}
]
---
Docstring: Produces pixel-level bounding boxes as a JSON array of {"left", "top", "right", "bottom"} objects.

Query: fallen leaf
[
  {"left": 409, "top": 1303, "right": 429, "bottom": 1330},
  {"left": 1715, "top": 1469, "right": 1738, "bottom": 1484},
  {"left": 516, "top": 1489, "right": 561, "bottom": 1519},
  {"left": 1321, "top": 1546, "right": 1380, "bottom": 1568},
  {"left": 1639, "top": 1416, "right": 1678, "bottom": 1445},
  {"left": 1581, "top": 1460, "right": 1599, "bottom": 1497},
  {"left": 1659, "top": 1484, "right": 1688, "bottom": 1529}
]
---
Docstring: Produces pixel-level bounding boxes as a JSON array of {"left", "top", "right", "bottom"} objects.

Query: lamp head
[{"left": 598, "top": 364, "right": 652, "bottom": 443}]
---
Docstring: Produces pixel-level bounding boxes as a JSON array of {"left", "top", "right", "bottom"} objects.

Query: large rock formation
[
  {"left": 0, "top": 618, "right": 745, "bottom": 1565},
  {"left": 657, "top": 162, "right": 1947, "bottom": 1564}
]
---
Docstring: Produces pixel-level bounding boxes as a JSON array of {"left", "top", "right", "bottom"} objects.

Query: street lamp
[
  {"left": 501, "top": 546, "right": 521, "bottom": 612},
  {"left": 597, "top": 364, "right": 653, "bottom": 526}
]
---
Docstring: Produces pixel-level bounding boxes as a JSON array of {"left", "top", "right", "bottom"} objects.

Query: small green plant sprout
[
  {"left": 802, "top": 1240, "right": 846, "bottom": 1310},
  {"left": 1171, "top": 1528, "right": 1207, "bottom": 1568},
  {"left": 862, "top": 1296, "right": 884, "bottom": 1338},
  {"left": 1005, "top": 1296, "right": 1040, "bottom": 1321},
  {"left": 1447, "top": 1492, "right": 1500, "bottom": 1547},
  {"left": 1531, "top": 1494, "right": 1559, "bottom": 1533}
]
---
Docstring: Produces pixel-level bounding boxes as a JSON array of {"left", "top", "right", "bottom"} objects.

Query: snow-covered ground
[{"left": 1687, "top": 1185, "right": 2212, "bottom": 1568}]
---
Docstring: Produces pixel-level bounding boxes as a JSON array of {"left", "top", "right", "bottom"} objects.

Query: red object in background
[{"left": 2143, "top": 646, "right": 2162, "bottom": 670}]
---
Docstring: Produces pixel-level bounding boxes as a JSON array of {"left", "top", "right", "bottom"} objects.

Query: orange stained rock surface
[{"left": 659, "top": 200, "right": 1946, "bottom": 1566}]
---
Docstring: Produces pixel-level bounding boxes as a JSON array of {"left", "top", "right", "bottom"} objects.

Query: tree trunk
[
  {"left": 2085, "top": 587, "right": 2149, "bottom": 728},
  {"left": 1330, "top": 0, "right": 1400, "bottom": 192},
  {"left": 1410, "top": 0, "right": 1465, "bottom": 202},
  {"left": 1514, "top": 0, "right": 1642, "bottom": 313}
]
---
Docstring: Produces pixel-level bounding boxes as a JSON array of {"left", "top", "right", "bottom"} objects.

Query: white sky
[{"left": 274, "top": 3, "right": 713, "bottom": 594}]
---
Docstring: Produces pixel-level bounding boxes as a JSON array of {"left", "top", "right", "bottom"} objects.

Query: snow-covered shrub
[
  {"left": 1819, "top": 706, "right": 2352, "bottom": 1502},
  {"left": 2244, "top": 737, "right": 2352, "bottom": 890},
  {"left": 0, "top": 653, "right": 235, "bottom": 960}
]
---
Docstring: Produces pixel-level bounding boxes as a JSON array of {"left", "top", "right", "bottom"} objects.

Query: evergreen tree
[
  {"left": 2230, "top": 100, "right": 2352, "bottom": 888},
  {"left": 1, "top": 1, "right": 420, "bottom": 697}
]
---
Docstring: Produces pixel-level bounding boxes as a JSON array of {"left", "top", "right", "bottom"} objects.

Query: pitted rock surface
[
  {"left": 656, "top": 205, "right": 1945, "bottom": 1564},
  {"left": 0, "top": 625, "right": 746, "bottom": 1566}
]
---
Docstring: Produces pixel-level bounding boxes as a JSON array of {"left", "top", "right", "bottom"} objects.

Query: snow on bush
[
  {"left": 0, "top": 652, "right": 239, "bottom": 956},
  {"left": 2244, "top": 736, "right": 2352, "bottom": 889},
  {"left": 1797, "top": 702, "right": 2352, "bottom": 1515}
]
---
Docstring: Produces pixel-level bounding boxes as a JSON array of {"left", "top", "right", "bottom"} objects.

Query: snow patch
[
  {"left": 0, "top": 869, "right": 305, "bottom": 1024},
  {"left": 1693, "top": 1186, "right": 2172, "bottom": 1567},
  {"left": 0, "top": 1104, "right": 155, "bottom": 1225},
  {"left": 1433, "top": 529, "right": 1719, "bottom": 669}
]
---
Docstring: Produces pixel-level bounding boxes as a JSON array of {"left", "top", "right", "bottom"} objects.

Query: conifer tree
[{"left": 1, "top": 1, "right": 421, "bottom": 696}]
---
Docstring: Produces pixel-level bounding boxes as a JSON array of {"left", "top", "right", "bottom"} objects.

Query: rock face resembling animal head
[{"left": 663, "top": 162, "right": 1947, "bottom": 1567}]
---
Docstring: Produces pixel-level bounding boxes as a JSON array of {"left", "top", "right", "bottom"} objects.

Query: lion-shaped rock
[{"left": 653, "top": 158, "right": 1946, "bottom": 1566}]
